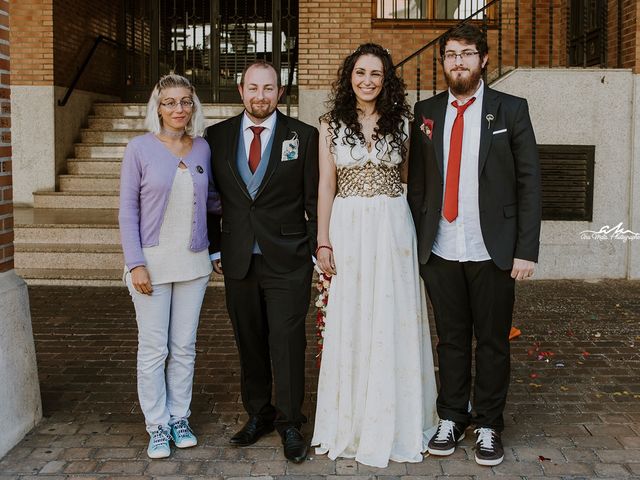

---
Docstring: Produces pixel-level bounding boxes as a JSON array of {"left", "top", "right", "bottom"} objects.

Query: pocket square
[
  {"left": 493, "top": 128, "right": 507, "bottom": 135},
  {"left": 281, "top": 132, "right": 299, "bottom": 161}
]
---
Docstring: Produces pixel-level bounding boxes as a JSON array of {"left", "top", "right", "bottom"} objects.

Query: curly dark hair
[{"left": 323, "top": 43, "right": 412, "bottom": 159}]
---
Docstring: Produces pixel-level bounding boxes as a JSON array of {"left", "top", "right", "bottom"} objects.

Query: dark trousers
[
  {"left": 224, "top": 255, "right": 312, "bottom": 433},
  {"left": 420, "top": 253, "right": 515, "bottom": 431}
]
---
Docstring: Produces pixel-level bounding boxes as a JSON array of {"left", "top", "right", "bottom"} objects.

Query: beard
[
  {"left": 247, "top": 100, "right": 276, "bottom": 119},
  {"left": 444, "top": 66, "right": 483, "bottom": 97}
]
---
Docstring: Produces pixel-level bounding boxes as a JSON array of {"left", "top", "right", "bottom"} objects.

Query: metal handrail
[
  {"left": 394, "top": 0, "right": 618, "bottom": 100},
  {"left": 395, "top": 0, "right": 500, "bottom": 69},
  {"left": 57, "top": 35, "right": 122, "bottom": 107}
]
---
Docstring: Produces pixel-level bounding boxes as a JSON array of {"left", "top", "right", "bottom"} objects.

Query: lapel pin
[
  {"left": 486, "top": 114, "right": 494, "bottom": 129},
  {"left": 196, "top": 165, "right": 204, "bottom": 173}
]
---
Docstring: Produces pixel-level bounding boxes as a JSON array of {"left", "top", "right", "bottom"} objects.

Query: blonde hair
[{"left": 144, "top": 74, "right": 205, "bottom": 137}]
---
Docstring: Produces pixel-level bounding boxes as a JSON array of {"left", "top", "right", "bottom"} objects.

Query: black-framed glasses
[
  {"left": 160, "top": 99, "right": 194, "bottom": 110},
  {"left": 442, "top": 50, "right": 480, "bottom": 62}
]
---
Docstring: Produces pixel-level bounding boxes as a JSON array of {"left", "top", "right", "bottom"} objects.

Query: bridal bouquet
[{"left": 314, "top": 266, "right": 332, "bottom": 367}]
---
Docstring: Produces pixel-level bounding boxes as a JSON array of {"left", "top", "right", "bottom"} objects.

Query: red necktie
[
  {"left": 248, "top": 126, "right": 265, "bottom": 173},
  {"left": 443, "top": 97, "right": 476, "bottom": 223}
]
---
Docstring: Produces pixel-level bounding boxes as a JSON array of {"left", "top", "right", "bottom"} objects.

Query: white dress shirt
[
  {"left": 432, "top": 80, "right": 491, "bottom": 262},
  {"left": 241, "top": 109, "right": 277, "bottom": 162}
]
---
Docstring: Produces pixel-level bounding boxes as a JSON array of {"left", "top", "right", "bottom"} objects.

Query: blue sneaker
[
  {"left": 170, "top": 419, "right": 198, "bottom": 448},
  {"left": 147, "top": 426, "right": 171, "bottom": 459}
]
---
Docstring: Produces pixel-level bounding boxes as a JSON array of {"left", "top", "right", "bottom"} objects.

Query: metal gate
[
  {"left": 568, "top": 0, "right": 606, "bottom": 67},
  {"left": 122, "top": 0, "right": 298, "bottom": 103}
]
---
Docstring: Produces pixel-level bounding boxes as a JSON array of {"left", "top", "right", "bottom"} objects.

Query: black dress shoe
[
  {"left": 281, "top": 427, "right": 308, "bottom": 463},
  {"left": 229, "top": 416, "right": 274, "bottom": 446}
]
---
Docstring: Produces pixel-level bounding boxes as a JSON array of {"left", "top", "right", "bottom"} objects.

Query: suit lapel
[
  {"left": 255, "top": 111, "right": 288, "bottom": 199},
  {"left": 478, "top": 86, "right": 500, "bottom": 176},
  {"left": 432, "top": 92, "right": 449, "bottom": 178},
  {"left": 226, "top": 113, "right": 252, "bottom": 200}
]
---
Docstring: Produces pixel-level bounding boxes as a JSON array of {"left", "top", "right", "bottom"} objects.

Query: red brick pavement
[{"left": 0, "top": 280, "right": 639, "bottom": 478}]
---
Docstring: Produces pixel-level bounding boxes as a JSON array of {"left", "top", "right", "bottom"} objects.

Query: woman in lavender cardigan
[{"left": 119, "top": 74, "right": 221, "bottom": 459}]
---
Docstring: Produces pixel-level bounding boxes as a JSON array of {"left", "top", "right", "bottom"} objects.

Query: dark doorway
[
  {"left": 122, "top": 0, "right": 298, "bottom": 103},
  {"left": 568, "top": 0, "right": 606, "bottom": 67}
]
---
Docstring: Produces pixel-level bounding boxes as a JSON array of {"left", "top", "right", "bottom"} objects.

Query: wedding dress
[{"left": 311, "top": 124, "right": 438, "bottom": 468}]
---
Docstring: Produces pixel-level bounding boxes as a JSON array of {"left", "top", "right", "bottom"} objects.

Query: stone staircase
[{"left": 14, "top": 102, "right": 298, "bottom": 285}]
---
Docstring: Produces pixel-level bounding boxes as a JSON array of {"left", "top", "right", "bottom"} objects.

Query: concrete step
[
  {"left": 87, "top": 116, "right": 227, "bottom": 130},
  {"left": 17, "top": 267, "right": 126, "bottom": 286},
  {"left": 88, "top": 117, "right": 148, "bottom": 130},
  {"left": 14, "top": 208, "right": 119, "bottom": 243},
  {"left": 67, "top": 158, "right": 121, "bottom": 175},
  {"left": 80, "top": 129, "right": 146, "bottom": 144},
  {"left": 18, "top": 267, "right": 224, "bottom": 286},
  {"left": 33, "top": 191, "right": 119, "bottom": 209},
  {"left": 91, "top": 103, "right": 298, "bottom": 118},
  {"left": 59, "top": 174, "right": 120, "bottom": 192},
  {"left": 75, "top": 143, "right": 127, "bottom": 159},
  {"left": 15, "top": 243, "right": 123, "bottom": 269}
]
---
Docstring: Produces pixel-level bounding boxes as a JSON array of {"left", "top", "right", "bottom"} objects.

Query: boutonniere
[
  {"left": 485, "top": 113, "right": 495, "bottom": 129},
  {"left": 281, "top": 131, "right": 299, "bottom": 161},
  {"left": 420, "top": 116, "right": 434, "bottom": 140}
]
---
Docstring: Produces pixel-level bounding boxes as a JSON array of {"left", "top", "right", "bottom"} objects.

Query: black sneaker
[
  {"left": 427, "top": 419, "right": 466, "bottom": 456},
  {"left": 474, "top": 427, "right": 504, "bottom": 466}
]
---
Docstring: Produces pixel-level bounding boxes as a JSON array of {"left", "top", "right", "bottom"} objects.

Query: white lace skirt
[{"left": 311, "top": 194, "right": 438, "bottom": 468}]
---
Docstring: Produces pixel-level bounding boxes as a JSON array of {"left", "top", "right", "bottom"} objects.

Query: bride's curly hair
[{"left": 322, "top": 43, "right": 412, "bottom": 158}]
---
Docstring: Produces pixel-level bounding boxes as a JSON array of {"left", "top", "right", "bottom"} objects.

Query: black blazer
[
  {"left": 206, "top": 110, "right": 319, "bottom": 279},
  {"left": 407, "top": 86, "right": 542, "bottom": 271}
]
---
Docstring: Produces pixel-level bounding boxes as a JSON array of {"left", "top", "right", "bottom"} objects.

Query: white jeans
[{"left": 126, "top": 273, "right": 209, "bottom": 433}]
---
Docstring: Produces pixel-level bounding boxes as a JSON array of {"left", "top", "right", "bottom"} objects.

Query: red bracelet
[{"left": 315, "top": 245, "right": 333, "bottom": 255}]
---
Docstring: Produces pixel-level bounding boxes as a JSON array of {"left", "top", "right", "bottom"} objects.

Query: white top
[
  {"left": 331, "top": 119, "right": 408, "bottom": 168},
  {"left": 432, "top": 80, "right": 491, "bottom": 262},
  {"left": 143, "top": 167, "right": 212, "bottom": 285},
  {"left": 241, "top": 110, "right": 277, "bottom": 161}
]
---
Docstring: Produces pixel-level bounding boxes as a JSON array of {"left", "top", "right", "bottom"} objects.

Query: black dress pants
[
  {"left": 420, "top": 253, "right": 515, "bottom": 431},
  {"left": 224, "top": 255, "right": 312, "bottom": 433}
]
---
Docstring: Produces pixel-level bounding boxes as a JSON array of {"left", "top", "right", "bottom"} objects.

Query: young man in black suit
[
  {"left": 206, "top": 60, "right": 319, "bottom": 463},
  {"left": 408, "top": 24, "right": 541, "bottom": 466}
]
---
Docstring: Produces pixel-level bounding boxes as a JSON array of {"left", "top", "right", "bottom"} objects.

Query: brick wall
[
  {"left": 0, "top": 0, "right": 12, "bottom": 272},
  {"left": 299, "top": 0, "right": 637, "bottom": 90},
  {"left": 9, "top": 0, "right": 54, "bottom": 86},
  {"left": 9, "top": 0, "right": 121, "bottom": 93},
  {"left": 53, "top": 0, "right": 122, "bottom": 95},
  {"left": 636, "top": 0, "right": 640, "bottom": 72}
]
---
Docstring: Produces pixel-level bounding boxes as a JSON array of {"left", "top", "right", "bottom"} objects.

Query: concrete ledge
[{"left": 0, "top": 270, "right": 42, "bottom": 458}]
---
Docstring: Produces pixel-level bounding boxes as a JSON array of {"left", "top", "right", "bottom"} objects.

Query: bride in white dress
[{"left": 311, "top": 43, "right": 438, "bottom": 468}]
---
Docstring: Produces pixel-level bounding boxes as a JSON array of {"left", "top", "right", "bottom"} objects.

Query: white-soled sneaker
[
  {"left": 474, "top": 427, "right": 504, "bottom": 466},
  {"left": 427, "top": 419, "right": 466, "bottom": 456},
  {"left": 147, "top": 426, "right": 171, "bottom": 459},
  {"left": 170, "top": 419, "right": 198, "bottom": 448}
]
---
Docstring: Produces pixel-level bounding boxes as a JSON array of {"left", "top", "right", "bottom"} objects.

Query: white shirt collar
[{"left": 242, "top": 109, "right": 278, "bottom": 132}]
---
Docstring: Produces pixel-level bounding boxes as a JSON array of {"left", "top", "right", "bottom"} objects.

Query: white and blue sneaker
[
  {"left": 170, "top": 419, "right": 198, "bottom": 448},
  {"left": 147, "top": 426, "right": 171, "bottom": 459}
]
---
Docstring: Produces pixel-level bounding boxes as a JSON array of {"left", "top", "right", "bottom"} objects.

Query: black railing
[
  {"left": 57, "top": 35, "right": 122, "bottom": 107},
  {"left": 395, "top": 0, "right": 621, "bottom": 101}
]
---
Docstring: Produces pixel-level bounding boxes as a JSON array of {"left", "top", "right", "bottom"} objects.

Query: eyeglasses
[
  {"left": 442, "top": 50, "right": 480, "bottom": 62},
  {"left": 160, "top": 99, "right": 194, "bottom": 110}
]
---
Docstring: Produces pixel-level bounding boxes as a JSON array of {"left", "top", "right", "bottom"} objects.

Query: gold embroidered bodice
[
  {"left": 336, "top": 163, "right": 402, "bottom": 198},
  {"left": 332, "top": 121, "right": 407, "bottom": 199}
]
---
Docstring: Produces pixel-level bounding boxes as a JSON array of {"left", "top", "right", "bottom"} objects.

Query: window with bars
[{"left": 375, "top": 0, "right": 487, "bottom": 20}]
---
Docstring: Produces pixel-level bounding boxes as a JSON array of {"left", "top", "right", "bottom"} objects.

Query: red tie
[
  {"left": 443, "top": 97, "right": 476, "bottom": 223},
  {"left": 248, "top": 126, "right": 265, "bottom": 173}
]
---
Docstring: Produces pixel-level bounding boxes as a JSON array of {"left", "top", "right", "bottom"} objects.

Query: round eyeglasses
[{"left": 160, "top": 99, "right": 194, "bottom": 110}]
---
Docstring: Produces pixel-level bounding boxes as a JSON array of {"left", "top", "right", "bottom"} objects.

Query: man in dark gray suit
[
  {"left": 408, "top": 23, "right": 541, "bottom": 466},
  {"left": 206, "top": 60, "right": 318, "bottom": 463}
]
